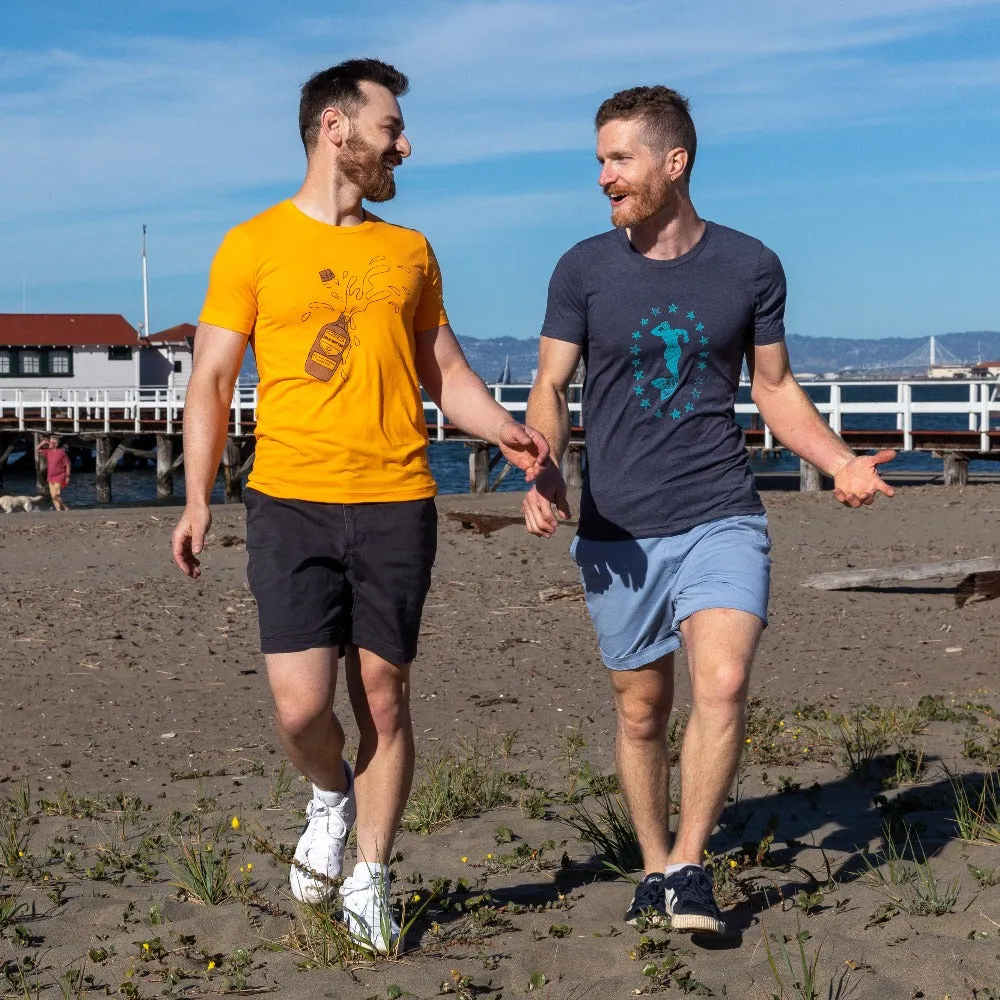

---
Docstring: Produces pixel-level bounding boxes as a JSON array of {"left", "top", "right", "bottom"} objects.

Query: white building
[{"left": 0, "top": 314, "right": 194, "bottom": 392}]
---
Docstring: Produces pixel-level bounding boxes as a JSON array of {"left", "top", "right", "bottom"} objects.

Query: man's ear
[
  {"left": 664, "top": 146, "right": 688, "bottom": 183},
  {"left": 321, "top": 106, "right": 350, "bottom": 147}
]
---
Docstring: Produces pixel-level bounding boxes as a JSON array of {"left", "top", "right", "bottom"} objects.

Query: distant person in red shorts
[{"left": 39, "top": 436, "right": 71, "bottom": 511}]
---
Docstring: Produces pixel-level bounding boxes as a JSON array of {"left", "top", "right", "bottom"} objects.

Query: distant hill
[
  {"left": 239, "top": 330, "right": 1000, "bottom": 384},
  {"left": 454, "top": 330, "right": 1000, "bottom": 382},
  {"left": 784, "top": 331, "right": 1000, "bottom": 375}
]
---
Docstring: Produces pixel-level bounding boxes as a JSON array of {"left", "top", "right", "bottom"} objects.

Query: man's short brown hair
[
  {"left": 595, "top": 86, "right": 697, "bottom": 178},
  {"left": 299, "top": 58, "right": 409, "bottom": 154}
]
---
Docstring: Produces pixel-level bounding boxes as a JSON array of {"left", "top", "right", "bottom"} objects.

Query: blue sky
[{"left": 2, "top": 0, "right": 999, "bottom": 345}]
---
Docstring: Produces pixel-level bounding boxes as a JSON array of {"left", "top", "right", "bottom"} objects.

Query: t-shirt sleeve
[
  {"left": 413, "top": 240, "right": 450, "bottom": 334},
  {"left": 540, "top": 250, "right": 587, "bottom": 345},
  {"left": 753, "top": 245, "right": 786, "bottom": 345},
  {"left": 199, "top": 226, "right": 257, "bottom": 337}
]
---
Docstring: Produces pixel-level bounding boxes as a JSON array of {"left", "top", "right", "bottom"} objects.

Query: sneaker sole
[{"left": 667, "top": 913, "right": 726, "bottom": 934}]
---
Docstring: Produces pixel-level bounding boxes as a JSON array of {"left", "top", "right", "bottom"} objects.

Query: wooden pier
[{"left": 1, "top": 379, "right": 998, "bottom": 502}]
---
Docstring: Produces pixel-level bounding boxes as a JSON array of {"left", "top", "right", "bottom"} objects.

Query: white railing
[{"left": 1, "top": 379, "right": 999, "bottom": 452}]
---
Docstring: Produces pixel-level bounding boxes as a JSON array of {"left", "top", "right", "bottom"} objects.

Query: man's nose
[{"left": 397, "top": 134, "right": 412, "bottom": 158}]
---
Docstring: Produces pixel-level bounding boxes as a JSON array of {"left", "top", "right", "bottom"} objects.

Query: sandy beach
[{"left": 2, "top": 484, "right": 1000, "bottom": 998}]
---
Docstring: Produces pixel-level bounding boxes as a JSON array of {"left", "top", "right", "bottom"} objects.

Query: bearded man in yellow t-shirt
[{"left": 171, "top": 58, "right": 549, "bottom": 953}]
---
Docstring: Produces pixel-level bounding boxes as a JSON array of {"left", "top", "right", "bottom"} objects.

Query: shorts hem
[
  {"left": 602, "top": 635, "right": 682, "bottom": 671},
  {"left": 260, "top": 634, "right": 342, "bottom": 655},
  {"left": 675, "top": 603, "right": 768, "bottom": 631},
  {"left": 351, "top": 633, "right": 415, "bottom": 667}
]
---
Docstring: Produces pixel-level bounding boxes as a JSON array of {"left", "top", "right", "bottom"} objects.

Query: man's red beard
[{"left": 607, "top": 175, "right": 672, "bottom": 228}]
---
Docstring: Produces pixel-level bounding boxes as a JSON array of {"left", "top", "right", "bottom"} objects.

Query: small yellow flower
[
  {"left": 461, "top": 856, "right": 468, "bottom": 863},
  {"left": 745, "top": 738, "right": 752, "bottom": 744},
  {"left": 230, "top": 816, "right": 240, "bottom": 830},
  {"left": 486, "top": 853, "right": 493, "bottom": 860},
  {"left": 803, "top": 747, "right": 810, "bottom": 754},
  {"left": 246, "top": 862, "right": 252, "bottom": 871},
  {"left": 729, "top": 859, "right": 738, "bottom": 869},
  {"left": 207, "top": 960, "right": 216, "bottom": 971},
  {"left": 411, "top": 893, "right": 421, "bottom": 903},
  {"left": 142, "top": 942, "right": 150, "bottom": 952},
  {"left": 778, "top": 720, "right": 785, "bottom": 728},
  {"left": 17, "top": 851, "right": 24, "bottom": 858}
]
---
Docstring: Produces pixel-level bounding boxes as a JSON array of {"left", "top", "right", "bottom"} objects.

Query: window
[
  {"left": 49, "top": 350, "right": 71, "bottom": 374},
  {"left": 0, "top": 351, "right": 9, "bottom": 375},
  {"left": 108, "top": 345, "right": 133, "bottom": 361},
  {"left": 173, "top": 360, "right": 183, "bottom": 373},
  {"left": 21, "top": 351, "right": 40, "bottom": 374}
]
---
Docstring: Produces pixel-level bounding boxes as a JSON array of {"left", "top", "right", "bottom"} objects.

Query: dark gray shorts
[{"left": 244, "top": 489, "right": 437, "bottom": 663}]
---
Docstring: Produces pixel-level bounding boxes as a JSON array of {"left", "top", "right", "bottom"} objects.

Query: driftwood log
[
  {"left": 538, "top": 583, "right": 584, "bottom": 602},
  {"left": 802, "top": 557, "right": 1000, "bottom": 591},
  {"left": 445, "top": 511, "right": 526, "bottom": 535},
  {"left": 955, "top": 571, "right": 1000, "bottom": 608}
]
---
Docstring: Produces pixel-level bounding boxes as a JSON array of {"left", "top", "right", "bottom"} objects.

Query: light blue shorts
[{"left": 570, "top": 514, "right": 771, "bottom": 671}]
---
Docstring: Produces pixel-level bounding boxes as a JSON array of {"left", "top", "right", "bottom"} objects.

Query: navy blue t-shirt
[{"left": 541, "top": 221, "right": 786, "bottom": 540}]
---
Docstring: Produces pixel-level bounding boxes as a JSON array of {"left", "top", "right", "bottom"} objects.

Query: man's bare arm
[
  {"left": 522, "top": 337, "right": 581, "bottom": 536},
  {"left": 751, "top": 341, "right": 895, "bottom": 507},
  {"left": 171, "top": 322, "right": 248, "bottom": 577},
  {"left": 415, "top": 323, "right": 549, "bottom": 478}
]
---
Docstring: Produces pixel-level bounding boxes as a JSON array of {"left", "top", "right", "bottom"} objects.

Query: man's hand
[
  {"left": 172, "top": 503, "right": 213, "bottom": 578},
  {"left": 832, "top": 449, "right": 896, "bottom": 507},
  {"left": 497, "top": 420, "right": 550, "bottom": 482},
  {"left": 523, "top": 463, "right": 572, "bottom": 537}
]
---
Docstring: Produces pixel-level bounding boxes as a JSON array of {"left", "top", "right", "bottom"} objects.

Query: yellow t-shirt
[{"left": 200, "top": 200, "right": 448, "bottom": 502}]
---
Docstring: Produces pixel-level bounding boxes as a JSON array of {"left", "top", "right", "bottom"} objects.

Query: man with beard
[
  {"left": 172, "top": 58, "right": 548, "bottom": 953},
  {"left": 522, "top": 86, "right": 894, "bottom": 936}
]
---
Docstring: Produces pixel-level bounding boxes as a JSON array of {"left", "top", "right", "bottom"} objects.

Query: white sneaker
[
  {"left": 340, "top": 862, "right": 400, "bottom": 955},
  {"left": 289, "top": 763, "right": 356, "bottom": 904}
]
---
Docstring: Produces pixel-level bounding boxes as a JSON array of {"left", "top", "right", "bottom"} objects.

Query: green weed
[
  {"left": 565, "top": 792, "right": 642, "bottom": 874},
  {"left": 402, "top": 740, "right": 513, "bottom": 833}
]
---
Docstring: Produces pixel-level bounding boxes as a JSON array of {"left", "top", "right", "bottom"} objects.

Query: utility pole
[{"left": 137, "top": 225, "right": 150, "bottom": 390}]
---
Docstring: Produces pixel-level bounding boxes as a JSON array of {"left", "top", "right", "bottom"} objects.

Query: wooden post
[
  {"left": 222, "top": 437, "right": 243, "bottom": 503},
  {"left": 34, "top": 432, "right": 48, "bottom": 494},
  {"left": 95, "top": 435, "right": 113, "bottom": 504},
  {"left": 563, "top": 444, "right": 585, "bottom": 489},
  {"left": 469, "top": 442, "right": 490, "bottom": 493},
  {"left": 156, "top": 435, "right": 174, "bottom": 499},
  {"left": 943, "top": 452, "right": 969, "bottom": 487},
  {"left": 799, "top": 459, "right": 822, "bottom": 493}
]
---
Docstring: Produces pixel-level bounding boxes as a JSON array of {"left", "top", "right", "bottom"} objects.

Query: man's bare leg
[
  {"left": 265, "top": 646, "right": 349, "bottom": 794},
  {"left": 610, "top": 654, "right": 675, "bottom": 873},
  {"left": 670, "top": 608, "right": 762, "bottom": 866},
  {"left": 345, "top": 645, "right": 414, "bottom": 864}
]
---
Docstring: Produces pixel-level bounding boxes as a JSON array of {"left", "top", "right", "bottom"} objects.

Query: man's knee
[
  {"left": 693, "top": 659, "right": 750, "bottom": 709},
  {"left": 615, "top": 689, "right": 672, "bottom": 743},
  {"left": 273, "top": 693, "right": 332, "bottom": 740}
]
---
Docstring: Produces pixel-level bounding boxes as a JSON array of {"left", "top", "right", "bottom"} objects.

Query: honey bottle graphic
[{"left": 304, "top": 311, "right": 353, "bottom": 382}]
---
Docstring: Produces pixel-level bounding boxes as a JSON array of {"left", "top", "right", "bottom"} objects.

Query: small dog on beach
[{"left": 0, "top": 494, "right": 45, "bottom": 513}]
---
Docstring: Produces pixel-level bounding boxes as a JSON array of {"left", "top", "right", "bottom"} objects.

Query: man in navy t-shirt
[{"left": 523, "top": 86, "right": 895, "bottom": 936}]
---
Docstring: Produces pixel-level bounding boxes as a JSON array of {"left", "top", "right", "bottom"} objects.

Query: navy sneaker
[
  {"left": 624, "top": 872, "right": 667, "bottom": 926},
  {"left": 663, "top": 865, "right": 725, "bottom": 934}
]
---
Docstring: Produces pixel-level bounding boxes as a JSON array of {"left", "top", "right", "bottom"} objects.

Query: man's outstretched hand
[
  {"left": 523, "top": 463, "right": 572, "bottom": 537},
  {"left": 497, "top": 420, "right": 550, "bottom": 482},
  {"left": 833, "top": 449, "right": 897, "bottom": 507},
  {"left": 172, "top": 502, "right": 212, "bottom": 578}
]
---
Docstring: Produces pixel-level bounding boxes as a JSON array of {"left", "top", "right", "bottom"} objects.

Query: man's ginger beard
[{"left": 341, "top": 131, "right": 397, "bottom": 203}]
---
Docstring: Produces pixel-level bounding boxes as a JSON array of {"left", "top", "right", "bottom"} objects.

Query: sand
[{"left": 1, "top": 484, "right": 999, "bottom": 998}]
